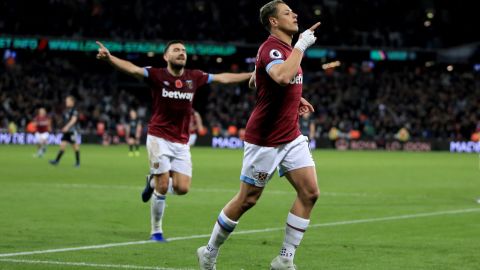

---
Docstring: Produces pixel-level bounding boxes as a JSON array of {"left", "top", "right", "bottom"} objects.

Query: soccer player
[
  {"left": 96, "top": 40, "right": 251, "bottom": 241},
  {"left": 188, "top": 110, "right": 204, "bottom": 146},
  {"left": 197, "top": 1, "right": 320, "bottom": 269},
  {"left": 33, "top": 107, "right": 51, "bottom": 158},
  {"left": 125, "top": 109, "right": 143, "bottom": 157},
  {"left": 50, "top": 96, "right": 81, "bottom": 167}
]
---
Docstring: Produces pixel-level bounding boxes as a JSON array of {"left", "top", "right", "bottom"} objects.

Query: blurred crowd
[
  {"left": 1, "top": 0, "right": 476, "bottom": 48},
  {"left": 0, "top": 56, "right": 146, "bottom": 137},
  {"left": 1, "top": 56, "right": 479, "bottom": 142}
]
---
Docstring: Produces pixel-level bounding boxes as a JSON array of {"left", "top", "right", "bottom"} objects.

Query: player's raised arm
[
  {"left": 96, "top": 41, "right": 145, "bottom": 80},
  {"left": 209, "top": 72, "right": 253, "bottom": 84},
  {"left": 268, "top": 22, "right": 320, "bottom": 86}
]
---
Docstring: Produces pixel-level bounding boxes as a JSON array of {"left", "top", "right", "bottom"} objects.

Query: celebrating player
[
  {"left": 96, "top": 40, "right": 252, "bottom": 241},
  {"left": 50, "top": 96, "right": 81, "bottom": 167},
  {"left": 33, "top": 107, "right": 51, "bottom": 158},
  {"left": 197, "top": 1, "right": 320, "bottom": 269},
  {"left": 125, "top": 109, "right": 143, "bottom": 157}
]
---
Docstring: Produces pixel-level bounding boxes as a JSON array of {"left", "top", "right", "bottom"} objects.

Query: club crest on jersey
[
  {"left": 175, "top": 79, "right": 183, "bottom": 88},
  {"left": 185, "top": 80, "right": 193, "bottom": 89},
  {"left": 269, "top": 49, "right": 282, "bottom": 59}
]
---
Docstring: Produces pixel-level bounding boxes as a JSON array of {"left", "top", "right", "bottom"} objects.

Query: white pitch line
[
  {"left": 0, "top": 258, "right": 193, "bottom": 270},
  {"left": 0, "top": 208, "right": 478, "bottom": 258}
]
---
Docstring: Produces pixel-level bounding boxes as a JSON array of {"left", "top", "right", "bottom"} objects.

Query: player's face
[
  {"left": 273, "top": 3, "right": 299, "bottom": 34},
  {"left": 130, "top": 110, "right": 137, "bottom": 119},
  {"left": 38, "top": 108, "right": 46, "bottom": 116},
  {"left": 65, "top": 97, "right": 74, "bottom": 108},
  {"left": 164, "top": 43, "right": 187, "bottom": 69}
]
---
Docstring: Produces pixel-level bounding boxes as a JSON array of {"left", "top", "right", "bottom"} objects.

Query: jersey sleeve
[
  {"left": 143, "top": 67, "right": 162, "bottom": 87},
  {"left": 192, "top": 69, "right": 212, "bottom": 87},
  {"left": 258, "top": 45, "right": 286, "bottom": 74}
]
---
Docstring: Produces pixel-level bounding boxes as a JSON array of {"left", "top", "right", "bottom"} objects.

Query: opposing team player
[
  {"left": 125, "top": 109, "right": 143, "bottom": 157},
  {"left": 33, "top": 107, "right": 51, "bottom": 158},
  {"left": 197, "top": 1, "right": 320, "bottom": 269},
  {"left": 96, "top": 40, "right": 251, "bottom": 241},
  {"left": 50, "top": 96, "right": 81, "bottom": 167}
]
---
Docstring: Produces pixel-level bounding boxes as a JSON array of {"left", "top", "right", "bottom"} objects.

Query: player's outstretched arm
[
  {"left": 268, "top": 22, "right": 320, "bottom": 86},
  {"left": 96, "top": 41, "right": 145, "bottom": 80},
  {"left": 210, "top": 72, "right": 253, "bottom": 84}
]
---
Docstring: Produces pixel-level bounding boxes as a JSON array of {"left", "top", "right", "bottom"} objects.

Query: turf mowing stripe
[
  {"left": 0, "top": 208, "right": 478, "bottom": 258},
  {"left": 0, "top": 258, "right": 193, "bottom": 270},
  {"left": 30, "top": 182, "right": 373, "bottom": 197}
]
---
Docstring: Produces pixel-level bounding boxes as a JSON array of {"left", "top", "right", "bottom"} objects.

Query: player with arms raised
[
  {"left": 96, "top": 40, "right": 252, "bottom": 241},
  {"left": 197, "top": 1, "right": 320, "bottom": 269}
]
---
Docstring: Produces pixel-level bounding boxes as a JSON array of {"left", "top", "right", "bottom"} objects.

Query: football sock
[
  {"left": 75, "top": 150, "right": 80, "bottom": 165},
  {"left": 205, "top": 210, "right": 238, "bottom": 258},
  {"left": 55, "top": 150, "right": 64, "bottom": 162},
  {"left": 279, "top": 212, "right": 310, "bottom": 261},
  {"left": 135, "top": 144, "right": 140, "bottom": 151},
  {"left": 129, "top": 145, "right": 133, "bottom": 152},
  {"left": 151, "top": 191, "right": 166, "bottom": 234}
]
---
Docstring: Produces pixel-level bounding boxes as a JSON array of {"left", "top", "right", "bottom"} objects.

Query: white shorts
[
  {"left": 35, "top": 132, "right": 49, "bottom": 143},
  {"left": 188, "top": 133, "right": 197, "bottom": 146},
  {"left": 240, "top": 135, "right": 315, "bottom": 187},
  {"left": 147, "top": 135, "right": 192, "bottom": 177}
]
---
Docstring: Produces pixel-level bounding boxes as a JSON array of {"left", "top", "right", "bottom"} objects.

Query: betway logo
[
  {"left": 162, "top": 88, "right": 194, "bottom": 101},
  {"left": 289, "top": 74, "right": 303, "bottom": 84}
]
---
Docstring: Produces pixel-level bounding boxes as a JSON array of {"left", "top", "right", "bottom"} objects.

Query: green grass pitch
[{"left": 0, "top": 145, "right": 479, "bottom": 270}]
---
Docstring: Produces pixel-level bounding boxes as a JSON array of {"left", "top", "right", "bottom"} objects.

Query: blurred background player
[
  {"left": 96, "top": 40, "right": 252, "bottom": 241},
  {"left": 125, "top": 109, "right": 143, "bottom": 157},
  {"left": 33, "top": 107, "right": 51, "bottom": 158},
  {"left": 197, "top": 1, "right": 320, "bottom": 269},
  {"left": 49, "top": 96, "right": 81, "bottom": 167},
  {"left": 299, "top": 111, "right": 316, "bottom": 149},
  {"left": 188, "top": 109, "right": 205, "bottom": 146}
]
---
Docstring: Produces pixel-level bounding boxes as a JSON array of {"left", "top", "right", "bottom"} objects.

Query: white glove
[{"left": 294, "top": 29, "right": 317, "bottom": 53}]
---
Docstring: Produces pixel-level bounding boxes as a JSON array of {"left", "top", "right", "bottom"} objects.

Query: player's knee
[
  {"left": 175, "top": 185, "right": 189, "bottom": 195},
  {"left": 155, "top": 180, "right": 168, "bottom": 194},
  {"left": 300, "top": 187, "right": 320, "bottom": 206},
  {"left": 240, "top": 196, "right": 258, "bottom": 211}
]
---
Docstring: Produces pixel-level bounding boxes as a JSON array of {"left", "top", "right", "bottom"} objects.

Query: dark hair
[
  {"left": 259, "top": 0, "right": 285, "bottom": 32},
  {"left": 164, "top": 40, "right": 185, "bottom": 54}
]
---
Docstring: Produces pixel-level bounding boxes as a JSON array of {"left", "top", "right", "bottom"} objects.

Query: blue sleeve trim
[
  {"left": 240, "top": 175, "right": 256, "bottom": 186},
  {"left": 207, "top": 74, "right": 214, "bottom": 84},
  {"left": 265, "top": 59, "right": 284, "bottom": 73},
  {"left": 143, "top": 68, "right": 149, "bottom": 78}
]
